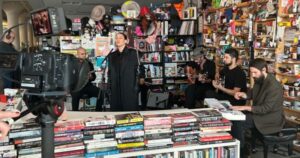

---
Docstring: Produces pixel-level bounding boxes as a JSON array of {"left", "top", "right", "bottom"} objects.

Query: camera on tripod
[{"left": 0, "top": 7, "right": 90, "bottom": 157}]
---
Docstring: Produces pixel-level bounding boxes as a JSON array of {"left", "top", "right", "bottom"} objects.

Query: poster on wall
[
  {"left": 95, "top": 36, "right": 112, "bottom": 57},
  {"left": 60, "top": 36, "right": 81, "bottom": 55}
]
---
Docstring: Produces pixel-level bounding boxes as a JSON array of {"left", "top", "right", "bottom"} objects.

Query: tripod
[{"left": 15, "top": 92, "right": 65, "bottom": 158}]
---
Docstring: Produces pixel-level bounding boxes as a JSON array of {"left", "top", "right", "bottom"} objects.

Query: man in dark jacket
[
  {"left": 108, "top": 33, "right": 141, "bottom": 111},
  {"left": 231, "top": 58, "right": 285, "bottom": 157},
  {"left": 71, "top": 47, "right": 102, "bottom": 111},
  {"left": 0, "top": 30, "right": 17, "bottom": 93}
]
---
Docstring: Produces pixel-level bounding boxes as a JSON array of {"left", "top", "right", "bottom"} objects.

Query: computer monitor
[{"left": 31, "top": 7, "right": 67, "bottom": 36}]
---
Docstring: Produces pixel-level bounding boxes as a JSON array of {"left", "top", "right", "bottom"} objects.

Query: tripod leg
[
  {"left": 40, "top": 113, "right": 55, "bottom": 158},
  {"left": 96, "top": 90, "right": 102, "bottom": 112}
]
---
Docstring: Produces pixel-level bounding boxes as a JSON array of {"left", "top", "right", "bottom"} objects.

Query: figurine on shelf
[
  {"left": 240, "top": 7, "right": 249, "bottom": 19},
  {"left": 293, "top": 0, "right": 299, "bottom": 13},
  {"left": 266, "top": 1, "right": 276, "bottom": 18},
  {"left": 283, "top": 0, "right": 294, "bottom": 14}
]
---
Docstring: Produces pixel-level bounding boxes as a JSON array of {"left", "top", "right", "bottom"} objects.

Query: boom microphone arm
[{"left": 0, "top": 23, "right": 25, "bottom": 41}]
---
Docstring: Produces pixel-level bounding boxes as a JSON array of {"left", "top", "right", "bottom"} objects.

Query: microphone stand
[{"left": 96, "top": 49, "right": 114, "bottom": 111}]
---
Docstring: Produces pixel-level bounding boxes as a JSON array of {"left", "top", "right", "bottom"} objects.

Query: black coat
[{"left": 108, "top": 47, "right": 139, "bottom": 111}]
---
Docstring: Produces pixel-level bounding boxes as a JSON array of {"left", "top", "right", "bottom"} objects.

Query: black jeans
[
  {"left": 71, "top": 83, "right": 102, "bottom": 111},
  {"left": 185, "top": 83, "right": 214, "bottom": 109}
]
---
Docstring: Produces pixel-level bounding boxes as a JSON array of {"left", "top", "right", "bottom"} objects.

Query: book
[
  {"left": 204, "top": 99, "right": 246, "bottom": 121},
  {"left": 117, "top": 142, "right": 144, "bottom": 149},
  {"left": 84, "top": 115, "right": 116, "bottom": 126},
  {"left": 115, "top": 130, "right": 144, "bottom": 139},
  {"left": 115, "top": 124, "right": 144, "bottom": 132},
  {"left": 193, "top": 109, "right": 223, "bottom": 122},
  {"left": 115, "top": 113, "right": 143, "bottom": 125}
]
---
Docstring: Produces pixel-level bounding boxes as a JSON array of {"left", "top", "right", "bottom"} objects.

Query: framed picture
[
  {"left": 189, "top": 7, "right": 197, "bottom": 20},
  {"left": 183, "top": 10, "right": 189, "bottom": 19},
  {"left": 127, "top": 10, "right": 137, "bottom": 19}
]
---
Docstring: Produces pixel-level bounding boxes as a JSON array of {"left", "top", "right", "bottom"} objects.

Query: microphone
[{"left": 99, "top": 48, "right": 114, "bottom": 67}]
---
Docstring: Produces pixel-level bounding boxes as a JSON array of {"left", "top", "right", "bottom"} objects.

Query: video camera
[
  {"left": 0, "top": 7, "right": 92, "bottom": 158},
  {"left": 20, "top": 51, "right": 89, "bottom": 93}
]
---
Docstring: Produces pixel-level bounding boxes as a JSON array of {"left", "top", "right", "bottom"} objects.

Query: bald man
[
  {"left": 0, "top": 31, "right": 16, "bottom": 53},
  {"left": 71, "top": 47, "right": 102, "bottom": 111},
  {"left": 0, "top": 30, "right": 17, "bottom": 93}
]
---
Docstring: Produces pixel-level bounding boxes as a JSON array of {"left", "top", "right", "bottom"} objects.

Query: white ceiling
[{"left": 26, "top": 0, "right": 169, "bottom": 19}]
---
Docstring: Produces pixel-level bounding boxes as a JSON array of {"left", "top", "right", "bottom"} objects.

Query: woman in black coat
[{"left": 108, "top": 33, "right": 140, "bottom": 111}]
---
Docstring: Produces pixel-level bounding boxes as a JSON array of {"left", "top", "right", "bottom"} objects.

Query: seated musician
[
  {"left": 71, "top": 47, "right": 102, "bottom": 111},
  {"left": 185, "top": 51, "right": 216, "bottom": 109}
]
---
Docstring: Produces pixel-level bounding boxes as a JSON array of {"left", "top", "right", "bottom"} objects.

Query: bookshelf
[
  {"left": 133, "top": 12, "right": 197, "bottom": 97},
  {"left": 274, "top": 1, "right": 300, "bottom": 152},
  {"left": 8, "top": 108, "right": 241, "bottom": 158},
  {"left": 103, "top": 141, "right": 240, "bottom": 158},
  {"left": 202, "top": 1, "right": 252, "bottom": 85},
  {"left": 68, "top": 110, "right": 240, "bottom": 158}
]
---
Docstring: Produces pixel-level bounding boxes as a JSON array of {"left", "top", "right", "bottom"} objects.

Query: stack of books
[
  {"left": 0, "top": 136, "right": 16, "bottom": 158},
  {"left": 9, "top": 119, "right": 41, "bottom": 157},
  {"left": 54, "top": 120, "right": 85, "bottom": 157},
  {"left": 115, "top": 113, "right": 145, "bottom": 153},
  {"left": 83, "top": 115, "right": 118, "bottom": 157},
  {"left": 143, "top": 114, "right": 173, "bottom": 150},
  {"left": 169, "top": 112, "right": 199, "bottom": 146},
  {"left": 193, "top": 109, "right": 233, "bottom": 144}
]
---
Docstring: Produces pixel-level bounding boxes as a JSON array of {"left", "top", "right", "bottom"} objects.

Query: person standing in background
[{"left": 0, "top": 31, "right": 17, "bottom": 93}]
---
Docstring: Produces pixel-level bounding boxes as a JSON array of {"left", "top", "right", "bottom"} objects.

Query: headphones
[{"left": 6, "top": 30, "right": 11, "bottom": 40}]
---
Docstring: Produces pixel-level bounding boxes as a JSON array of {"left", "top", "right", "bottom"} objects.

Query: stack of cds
[
  {"left": 0, "top": 136, "right": 17, "bottom": 158},
  {"left": 169, "top": 112, "right": 199, "bottom": 146},
  {"left": 9, "top": 119, "right": 41, "bottom": 157},
  {"left": 193, "top": 109, "right": 233, "bottom": 144},
  {"left": 143, "top": 114, "right": 173, "bottom": 150},
  {"left": 53, "top": 120, "right": 85, "bottom": 157},
  {"left": 83, "top": 115, "right": 118, "bottom": 157},
  {"left": 115, "top": 113, "right": 145, "bottom": 153}
]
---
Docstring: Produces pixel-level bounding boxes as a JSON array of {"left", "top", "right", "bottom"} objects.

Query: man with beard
[
  {"left": 205, "top": 48, "right": 247, "bottom": 157},
  {"left": 231, "top": 58, "right": 285, "bottom": 158},
  {"left": 206, "top": 48, "right": 247, "bottom": 105}
]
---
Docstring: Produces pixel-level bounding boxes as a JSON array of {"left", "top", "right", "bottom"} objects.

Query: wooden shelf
[
  {"left": 232, "top": 47, "right": 249, "bottom": 49},
  {"left": 276, "top": 72, "right": 298, "bottom": 77},
  {"left": 255, "top": 57, "right": 275, "bottom": 62},
  {"left": 234, "top": 19, "right": 247, "bottom": 22},
  {"left": 255, "top": 18, "right": 277, "bottom": 22},
  {"left": 145, "top": 77, "right": 163, "bottom": 79},
  {"left": 232, "top": 34, "right": 248, "bottom": 37},
  {"left": 164, "top": 50, "right": 192, "bottom": 53},
  {"left": 278, "top": 60, "right": 300, "bottom": 64},
  {"left": 284, "top": 107, "right": 300, "bottom": 113},
  {"left": 236, "top": 1, "right": 252, "bottom": 8},
  {"left": 203, "top": 45, "right": 217, "bottom": 48},
  {"left": 254, "top": 47, "right": 276, "bottom": 50},
  {"left": 165, "top": 61, "right": 189, "bottom": 63},
  {"left": 256, "top": 35, "right": 273, "bottom": 39},
  {"left": 141, "top": 62, "right": 162, "bottom": 64}
]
